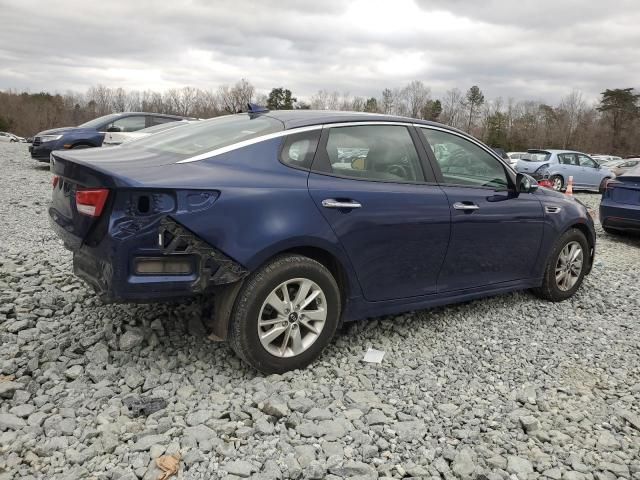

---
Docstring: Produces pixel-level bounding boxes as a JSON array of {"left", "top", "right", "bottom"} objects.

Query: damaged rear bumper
[{"left": 71, "top": 216, "right": 248, "bottom": 303}]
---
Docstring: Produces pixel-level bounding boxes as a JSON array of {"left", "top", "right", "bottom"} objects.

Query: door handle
[
  {"left": 453, "top": 202, "right": 480, "bottom": 211},
  {"left": 322, "top": 199, "right": 362, "bottom": 209}
]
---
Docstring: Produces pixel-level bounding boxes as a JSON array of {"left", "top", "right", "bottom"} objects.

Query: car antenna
[{"left": 246, "top": 103, "right": 269, "bottom": 117}]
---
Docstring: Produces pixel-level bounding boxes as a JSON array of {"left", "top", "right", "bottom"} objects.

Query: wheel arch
[
  {"left": 565, "top": 221, "right": 595, "bottom": 274},
  {"left": 207, "top": 241, "right": 359, "bottom": 341}
]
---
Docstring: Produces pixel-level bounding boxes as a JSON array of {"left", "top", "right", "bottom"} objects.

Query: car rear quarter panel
[{"left": 165, "top": 138, "right": 364, "bottom": 299}]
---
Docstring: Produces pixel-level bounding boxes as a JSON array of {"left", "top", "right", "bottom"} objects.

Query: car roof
[
  {"left": 112, "top": 112, "right": 188, "bottom": 120},
  {"left": 260, "top": 109, "right": 461, "bottom": 132},
  {"left": 527, "top": 149, "right": 589, "bottom": 155}
]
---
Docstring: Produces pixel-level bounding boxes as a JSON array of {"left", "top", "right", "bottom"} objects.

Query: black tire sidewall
[
  {"left": 599, "top": 177, "right": 610, "bottom": 193},
  {"left": 230, "top": 256, "right": 341, "bottom": 374},
  {"left": 544, "top": 229, "right": 589, "bottom": 301}
]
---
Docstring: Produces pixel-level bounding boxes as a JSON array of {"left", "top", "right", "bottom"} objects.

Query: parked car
[
  {"left": 515, "top": 149, "right": 615, "bottom": 192},
  {"left": 505, "top": 151, "right": 526, "bottom": 168},
  {"left": 600, "top": 164, "right": 640, "bottom": 234},
  {"left": 610, "top": 158, "right": 640, "bottom": 177},
  {"left": 592, "top": 154, "right": 622, "bottom": 164},
  {"left": 29, "top": 112, "right": 187, "bottom": 162},
  {"left": 102, "top": 120, "right": 193, "bottom": 146},
  {"left": 48, "top": 109, "right": 596, "bottom": 373},
  {"left": 0, "top": 132, "right": 24, "bottom": 142}
]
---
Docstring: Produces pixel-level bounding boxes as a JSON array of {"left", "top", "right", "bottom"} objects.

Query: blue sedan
[
  {"left": 600, "top": 165, "right": 640, "bottom": 234},
  {"left": 515, "top": 149, "right": 615, "bottom": 192},
  {"left": 29, "top": 112, "right": 187, "bottom": 162},
  {"left": 49, "top": 108, "right": 596, "bottom": 373}
]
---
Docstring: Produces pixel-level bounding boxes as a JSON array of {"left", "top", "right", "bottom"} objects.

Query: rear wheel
[
  {"left": 603, "top": 226, "right": 621, "bottom": 235},
  {"left": 550, "top": 175, "right": 564, "bottom": 192},
  {"left": 71, "top": 143, "right": 94, "bottom": 149},
  {"left": 532, "top": 229, "right": 589, "bottom": 301},
  {"left": 228, "top": 254, "right": 341, "bottom": 374}
]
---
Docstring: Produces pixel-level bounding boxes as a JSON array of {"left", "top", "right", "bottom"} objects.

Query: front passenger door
[
  {"left": 577, "top": 154, "right": 602, "bottom": 189},
  {"left": 418, "top": 127, "right": 544, "bottom": 292}
]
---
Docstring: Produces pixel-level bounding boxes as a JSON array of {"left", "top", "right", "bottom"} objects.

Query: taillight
[
  {"left": 535, "top": 163, "right": 550, "bottom": 173},
  {"left": 52, "top": 175, "right": 60, "bottom": 188},
  {"left": 76, "top": 189, "right": 109, "bottom": 217}
]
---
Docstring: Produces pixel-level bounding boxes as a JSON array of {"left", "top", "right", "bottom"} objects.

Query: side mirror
[
  {"left": 106, "top": 126, "right": 122, "bottom": 133},
  {"left": 516, "top": 173, "right": 538, "bottom": 193}
]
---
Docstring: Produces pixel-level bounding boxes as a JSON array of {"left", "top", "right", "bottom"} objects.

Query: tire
[
  {"left": 532, "top": 228, "right": 589, "bottom": 301},
  {"left": 603, "top": 226, "right": 620, "bottom": 235},
  {"left": 550, "top": 175, "right": 564, "bottom": 192},
  {"left": 599, "top": 177, "right": 611, "bottom": 194},
  {"left": 71, "top": 143, "right": 94, "bottom": 149},
  {"left": 228, "top": 254, "right": 341, "bottom": 374}
]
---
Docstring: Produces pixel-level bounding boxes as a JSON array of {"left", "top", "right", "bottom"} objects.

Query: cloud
[{"left": 0, "top": 0, "right": 638, "bottom": 103}]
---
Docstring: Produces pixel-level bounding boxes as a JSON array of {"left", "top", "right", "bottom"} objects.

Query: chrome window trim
[
  {"left": 176, "top": 125, "right": 324, "bottom": 164},
  {"left": 414, "top": 123, "right": 516, "bottom": 172},
  {"left": 323, "top": 121, "right": 414, "bottom": 129}
]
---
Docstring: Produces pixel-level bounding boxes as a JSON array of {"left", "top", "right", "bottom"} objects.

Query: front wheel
[
  {"left": 532, "top": 229, "right": 589, "bottom": 301},
  {"left": 228, "top": 254, "right": 341, "bottom": 374}
]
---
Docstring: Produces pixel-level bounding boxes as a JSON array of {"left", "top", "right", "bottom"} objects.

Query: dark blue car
[
  {"left": 30, "top": 112, "right": 186, "bottom": 162},
  {"left": 49, "top": 109, "right": 596, "bottom": 373},
  {"left": 600, "top": 165, "right": 640, "bottom": 234}
]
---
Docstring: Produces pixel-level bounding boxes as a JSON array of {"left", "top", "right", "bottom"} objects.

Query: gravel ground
[{"left": 0, "top": 142, "right": 639, "bottom": 480}]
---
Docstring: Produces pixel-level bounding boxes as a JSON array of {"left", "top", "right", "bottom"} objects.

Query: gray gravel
[{"left": 1, "top": 141, "right": 639, "bottom": 480}]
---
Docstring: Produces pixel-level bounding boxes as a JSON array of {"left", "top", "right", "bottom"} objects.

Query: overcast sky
[{"left": 1, "top": 0, "right": 638, "bottom": 104}]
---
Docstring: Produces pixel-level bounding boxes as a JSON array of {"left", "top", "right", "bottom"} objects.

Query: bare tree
[
  {"left": 440, "top": 88, "right": 464, "bottom": 128},
  {"left": 558, "top": 90, "right": 586, "bottom": 148},
  {"left": 402, "top": 80, "right": 430, "bottom": 118}
]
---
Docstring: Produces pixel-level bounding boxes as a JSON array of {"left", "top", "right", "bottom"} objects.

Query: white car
[
  {"left": 0, "top": 132, "right": 24, "bottom": 142},
  {"left": 102, "top": 120, "right": 191, "bottom": 146},
  {"left": 592, "top": 154, "right": 622, "bottom": 164},
  {"left": 507, "top": 151, "right": 527, "bottom": 167}
]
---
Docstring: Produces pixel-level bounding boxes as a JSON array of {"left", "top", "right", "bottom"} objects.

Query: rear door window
[
  {"left": 105, "top": 116, "right": 147, "bottom": 132},
  {"left": 319, "top": 125, "right": 424, "bottom": 182},
  {"left": 559, "top": 153, "right": 578, "bottom": 165}
]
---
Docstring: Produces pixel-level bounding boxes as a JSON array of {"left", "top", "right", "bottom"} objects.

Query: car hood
[{"left": 36, "top": 126, "right": 95, "bottom": 136}]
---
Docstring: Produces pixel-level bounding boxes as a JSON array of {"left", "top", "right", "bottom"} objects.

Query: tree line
[{"left": 1, "top": 80, "right": 638, "bottom": 155}]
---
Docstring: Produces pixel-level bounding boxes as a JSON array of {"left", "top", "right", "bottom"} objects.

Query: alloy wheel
[
  {"left": 257, "top": 278, "right": 327, "bottom": 358},
  {"left": 555, "top": 241, "right": 583, "bottom": 291},
  {"left": 552, "top": 176, "right": 563, "bottom": 191}
]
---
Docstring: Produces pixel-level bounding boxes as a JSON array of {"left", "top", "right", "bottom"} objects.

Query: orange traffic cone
[{"left": 565, "top": 176, "right": 574, "bottom": 196}]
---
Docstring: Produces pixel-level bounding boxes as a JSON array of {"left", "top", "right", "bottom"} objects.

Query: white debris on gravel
[{"left": 0, "top": 142, "right": 639, "bottom": 479}]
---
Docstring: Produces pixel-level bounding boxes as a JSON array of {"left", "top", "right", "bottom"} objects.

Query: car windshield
[
  {"left": 127, "top": 114, "right": 283, "bottom": 159},
  {"left": 79, "top": 113, "right": 123, "bottom": 129},
  {"left": 521, "top": 152, "right": 551, "bottom": 162}
]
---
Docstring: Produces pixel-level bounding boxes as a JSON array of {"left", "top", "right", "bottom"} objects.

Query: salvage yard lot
[{"left": 0, "top": 141, "right": 638, "bottom": 479}]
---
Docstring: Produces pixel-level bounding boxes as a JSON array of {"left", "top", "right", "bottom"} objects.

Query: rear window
[
  {"left": 126, "top": 114, "right": 283, "bottom": 160},
  {"left": 521, "top": 151, "right": 551, "bottom": 162}
]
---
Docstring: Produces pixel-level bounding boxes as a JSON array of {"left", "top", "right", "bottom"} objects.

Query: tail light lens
[
  {"left": 52, "top": 175, "right": 60, "bottom": 188},
  {"left": 535, "top": 163, "right": 550, "bottom": 173},
  {"left": 76, "top": 189, "right": 109, "bottom": 217}
]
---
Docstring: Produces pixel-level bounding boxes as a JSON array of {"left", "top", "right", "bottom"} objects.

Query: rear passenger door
[
  {"left": 557, "top": 153, "right": 583, "bottom": 186},
  {"left": 307, "top": 123, "right": 451, "bottom": 302},
  {"left": 417, "top": 127, "right": 544, "bottom": 292}
]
